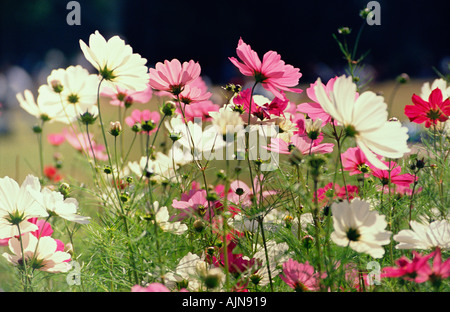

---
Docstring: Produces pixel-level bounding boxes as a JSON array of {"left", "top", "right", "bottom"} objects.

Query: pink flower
[
  {"left": 382, "top": 251, "right": 433, "bottom": 283},
  {"left": 101, "top": 85, "right": 152, "bottom": 107},
  {"left": 44, "top": 165, "right": 63, "bottom": 182},
  {"left": 370, "top": 160, "right": 417, "bottom": 188},
  {"left": 125, "top": 109, "right": 161, "bottom": 134},
  {"left": 176, "top": 100, "right": 220, "bottom": 122},
  {"left": 280, "top": 259, "right": 323, "bottom": 292},
  {"left": 233, "top": 88, "right": 290, "bottom": 120},
  {"left": 47, "top": 133, "right": 66, "bottom": 146},
  {"left": 214, "top": 240, "right": 258, "bottom": 276},
  {"left": 229, "top": 38, "right": 302, "bottom": 99},
  {"left": 427, "top": 247, "right": 450, "bottom": 283},
  {"left": 149, "top": 59, "right": 201, "bottom": 96},
  {"left": 177, "top": 84, "right": 212, "bottom": 105},
  {"left": 0, "top": 218, "right": 53, "bottom": 246},
  {"left": 228, "top": 174, "right": 277, "bottom": 208},
  {"left": 405, "top": 88, "right": 450, "bottom": 128},
  {"left": 131, "top": 283, "right": 179, "bottom": 292},
  {"left": 64, "top": 129, "right": 108, "bottom": 161},
  {"left": 264, "top": 133, "right": 334, "bottom": 155},
  {"left": 172, "top": 189, "right": 219, "bottom": 221},
  {"left": 314, "top": 182, "right": 359, "bottom": 207},
  {"left": 341, "top": 147, "right": 379, "bottom": 176}
]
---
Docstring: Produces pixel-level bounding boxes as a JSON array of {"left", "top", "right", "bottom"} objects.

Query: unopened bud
[
  {"left": 338, "top": 27, "right": 351, "bottom": 35},
  {"left": 109, "top": 121, "right": 122, "bottom": 137},
  {"left": 59, "top": 182, "right": 71, "bottom": 197},
  {"left": 193, "top": 219, "right": 205, "bottom": 233},
  {"left": 141, "top": 120, "right": 156, "bottom": 132},
  {"left": 161, "top": 101, "right": 177, "bottom": 116},
  {"left": 396, "top": 73, "right": 410, "bottom": 84},
  {"left": 79, "top": 111, "right": 97, "bottom": 125},
  {"left": 51, "top": 80, "right": 64, "bottom": 93}
]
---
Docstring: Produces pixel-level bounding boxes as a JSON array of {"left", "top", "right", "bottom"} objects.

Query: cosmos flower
[
  {"left": 101, "top": 85, "right": 152, "bottom": 107},
  {"left": 16, "top": 90, "right": 65, "bottom": 122},
  {"left": 149, "top": 201, "right": 187, "bottom": 235},
  {"left": 341, "top": 146, "right": 377, "bottom": 176},
  {"left": 279, "top": 259, "right": 322, "bottom": 292},
  {"left": 370, "top": 160, "right": 417, "bottom": 188},
  {"left": 264, "top": 133, "right": 334, "bottom": 155},
  {"left": 149, "top": 59, "right": 201, "bottom": 96},
  {"left": 177, "top": 100, "right": 220, "bottom": 122},
  {"left": 314, "top": 75, "right": 410, "bottom": 170},
  {"left": 37, "top": 65, "right": 99, "bottom": 124},
  {"left": 2, "top": 232, "right": 71, "bottom": 273},
  {"left": 393, "top": 220, "right": 450, "bottom": 251},
  {"left": 124, "top": 109, "right": 161, "bottom": 134},
  {"left": 79, "top": 30, "right": 149, "bottom": 91},
  {"left": 419, "top": 78, "right": 450, "bottom": 101},
  {"left": 63, "top": 128, "right": 109, "bottom": 161},
  {"left": 382, "top": 251, "right": 433, "bottom": 283},
  {"left": 0, "top": 175, "right": 48, "bottom": 239},
  {"left": 405, "top": 88, "right": 450, "bottom": 128},
  {"left": 229, "top": 38, "right": 302, "bottom": 99},
  {"left": 330, "top": 199, "right": 391, "bottom": 258}
]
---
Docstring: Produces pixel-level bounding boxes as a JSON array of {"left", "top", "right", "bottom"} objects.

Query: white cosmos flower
[
  {"left": 209, "top": 106, "right": 244, "bottom": 137},
  {"left": 164, "top": 252, "right": 206, "bottom": 291},
  {"left": 251, "top": 241, "right": 290, "bottom": 286},
  {"left": 393, "top": 219, "right": 450, "bottom": 251},
  {"left": 314, "top": 75, "right": 410, "bottom": 170},
  {"left": 16, "top": 89, "right": 66, "bottom": 122},
  {"left": 127, "top": 152, "right": 178, "bottom": 183},
  {"left": 37, "top": 188, "right": 90, "bottom": 224},
  {"left": 330, "top": 199, "right": 392, "bottom": 258},
  {"left": 150, "top": 201, "right": 187, "bottom": 235},
  {"left": 420, "top": 78, "right": 450, "bottom": 100},
  {"left": 0, "top": 175, "right": 48, "bottom": 239},
  {"left": 2, "top": 232, "right": 71, "bottom": 273},
  {"left": 79, "top": 30, "right": 149, "bottom": 91},
  {"left": 37, "top": 65, "right": 99, "bottom": 124}
]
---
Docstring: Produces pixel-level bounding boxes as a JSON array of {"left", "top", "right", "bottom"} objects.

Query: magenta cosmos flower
[
  {"left": 149, "top": 59, "right": 201, "bottom": 96},
  {"left": 229, "top": 38, "right": 302, "bottom": 99},
  {"left": 405, "top": 88, "right": 450, "bottom": 128},
  {"left": 280, "top": 259, "right": 322, "bottom": 292},
  {"left": 341, "top": 146, "right": 380, "bottom": 176},
  {"left": 382, "top": 251, "right": 433, "bottom": 283},
  {"left": 264, "top": 133, "right": 334, "bottom": 155},
  {"left": 370, "top": 160, "right": 417, "bottom": 188}
]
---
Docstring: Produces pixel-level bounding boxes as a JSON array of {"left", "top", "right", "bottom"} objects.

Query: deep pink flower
[
  {"left": 101, "top": 85, "right": 152, "bottom": 107},
  {"left": 47, "top": 133, "right": 66, "bottom": 146},
  {"left": 149, "top": 59, "right": 201, "bottom": 96},
  {"left": 214, "top": 240, "right": 258, "bottom": 276},
  {"left": 177, "top": 84, "right": 212, "bottom": 105},
  {"left": 382, "top": 251, "right": 433, "bottom": 283},
  {"left": 264, "top": 133, "right": 334, "bottom": 155},
  {"left": 341, "top": 147, "right": 379, "bottom": 176},
  {"left": 280, "top": 259, "right": 323, "bottom": 292},
  {"left": 314, "top": 182, "right": 359, "bottom": 207},
  {"left": 370, "top": 160, "right": 417, "bottom": 187},
  {"left": 233, "top": 88, "right": 290, "bottom": 120},
  {"left": 44, "top": 165, "right": 63, "bottom": 182},
  {"left": 427, "top": 247, "right": 450, "bottom": 283},
  {"left": 229, "top": 38, "right": 302, "bottom": 99},
  {"left": 405, "top": 88, "right": 450, "bottom": 128},
  {"left": 125, "top": 109, "right": 161, "bottom": 134}
]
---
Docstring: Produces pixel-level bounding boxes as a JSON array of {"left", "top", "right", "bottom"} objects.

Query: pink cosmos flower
[
  {"left": 176, "top": 100, "right": 220, "bottom": 122},
  {"left": 229, "top": 38, "right": 302, "bottom": 99},
  {"left": 47, "top": 133, "right": 66, "bottom": 146},
  {"left": 233, "top": 88, "right": 290, "bottom": 120},
  {"left": 149, "top": 59, "right": 201, "bottom": 96},
  {"left": 264, "top": 133, "right": 334, "bottom": 155},
  {"left": 214, "top": 240, "right": 258, "bottom": 276},
  {"left": 405, "top": 88, "right": 450, "bottom": 128},
  {"left": 125, "top": 109, "right": 161, "bottom": 134},
  {"left": 382, "top": 251, "right": 433, "bottom": 283},
  {"left": 228, "top": 174, "right": 277, "bottom": 208},
  {"left": 341, "top": 146, "right": 379, "bottom": 176},
  {"left": 314, "top": 182, "right": 359, "bottom": 207},
  {"left": 370, "top": 160, "right": 417, "bottom": 188},
  {"left": 171, "top": 189, "right": 219, "bottom": 221},
  {"left": 101, "top": 85, "right": 152, "bottom": 107},
  {"left": 297, "top": 77, "right": 338, "bottom": 126},
  {"left": 177, "top": 84, "right": 212, "bottom": 105},
  {"left": 63, "top": 129, "right": 108, "bottom": 161},
  {"left": 427, "top": 247, "right": 450, "bottom": 283},
  {"left": 280, "top": 259, "right": 323, "bottom": 292}
]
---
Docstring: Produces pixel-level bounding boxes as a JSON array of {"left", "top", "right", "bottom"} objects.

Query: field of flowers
[{"left": 0, "top": 7, "right": 448, "bottom": 295}]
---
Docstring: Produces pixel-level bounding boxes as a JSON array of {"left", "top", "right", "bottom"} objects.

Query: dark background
[{"left": 0, "top": 0, "right": 449, "bottom": 89}]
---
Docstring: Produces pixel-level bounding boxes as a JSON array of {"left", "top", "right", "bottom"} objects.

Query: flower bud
[
  {"left": 51, "top": 80, "right": 64, "bottom": 93},
  {"left": 131, "top": 123, "right": 141, "bottom": 133},
  {"left": 79, "top": 111, "right": 97, "bottom": 125},
  {"left": 161, "top": 101, "right": 177, "bottom": 116},
  {"left": 193, "top": 219, "right": 205, "bottom": 233},
  {"left": 396, "top": 73, "right": 410, "bottom": 84},
  {"left": 141, "top": 120, "right": 156, "bottom": 132},
  {"left": 124, "top": 95, "right": 133, "bottom": 109},
  {"left": 337, "top": 27, "right": 351, "bottom": 35},
  {"left": 32, "top": 125, "right": 42, "bottom": 134},
  {"left": 109, "top": 121, "right": 122, "bottom": 137},
  {"left": 103, "top": 165, "right": 112, "bottom": 174},
  {"left": 59, "top": 182, "right": 71, "bottom": 197}
]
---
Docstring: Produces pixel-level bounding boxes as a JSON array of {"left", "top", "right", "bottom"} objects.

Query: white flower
[
  {"left": 2, "top": 232, "right": 71, "bottom": 273},
  {"left": 127, "top": 152, "right": 178, "bottom": 183},
  {"left": 164, "top": 252, "right": 206, "bottom": 291},
  {"left": 209, "top": 106, "right": 244, "bottom": 137},
  {"left": 79, "top": 30, "right": 149, "bottom": 91},
  {"left": 150, "top": 201, "right": 187, "bottom": 235},
  {"left": 37, "top": 65, "right": 99, "bottom": 124},
  {"left": 393, "top": 219, "right": 450, "bottom": 251},
  {"left": 314, "top": 75, "right": 410, "bottom": 169},
  {"left": 330, "top": 199, "right": 392, "bottom": 258},
  {"left": 0, "top": 175, "right": 48, "bottom": 239},
  {"left": 420, "top": 78, "right": 450, "bottom": 100},
  {"left": 37, "top": 188, "right": 90, "bottom": 224},
  {"left": 252, "top": 241, "right": 290, "bottom": 286},
  {"left": 16, "top": 89, "right": 65, "bottom": 122}
]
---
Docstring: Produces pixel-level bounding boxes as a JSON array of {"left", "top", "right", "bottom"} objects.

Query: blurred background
[{"left": 0, "top": 0, "right": 448, "bottom": 180}]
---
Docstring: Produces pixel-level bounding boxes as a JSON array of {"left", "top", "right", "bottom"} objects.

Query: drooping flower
[
  {"left": 124, "top": 109, "right": 161, "bottom": 134},
  {"left": 393, "top": 220, "right": 450, "bottom": 251},
  {"left": 79, "top": 30, "right": 149, "bottom": 91},
  {"left": 37, "top": 65, "right": 99, "bottom": 124},
  {"left": 2, "top": 232, "right": 71, "bottom": 273},
  {"left": 279, "top": 259, "right": 322, "bottom": 292},
  {"left": 330, "top": 199, "right": 392, "bottom": 258},
  {"left": 101, "top": 85, "right": 152, "bottom": 107},
  {"left": 314, "top": 75, "right": 410, "bottom": 170},
  {"left": 149, "top": 59, "right": 201, "bottom": 96},
  {"left": 0, "top": 175, "right": 48, "bottom": 239},
  {"left": 405, "top": 88, "right": 450, "bottom": 128},
  {"left": 229, "top": 38, "right": 302, "bottom": 99}
]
